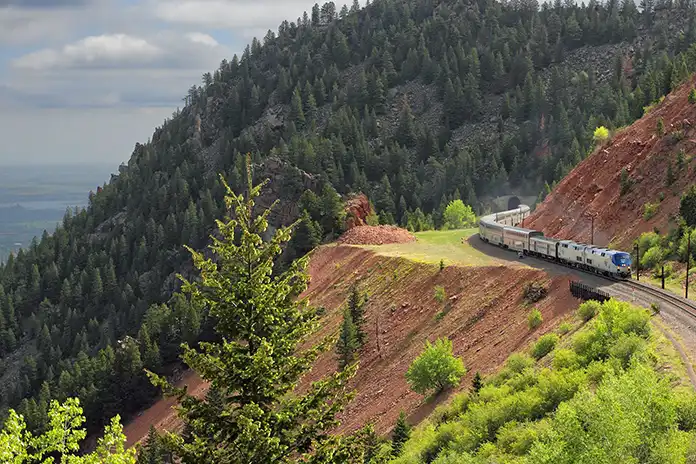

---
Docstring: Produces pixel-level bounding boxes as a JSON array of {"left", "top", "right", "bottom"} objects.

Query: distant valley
[{"left": 0, "top": 164, "right": 115, "bottom": 262}]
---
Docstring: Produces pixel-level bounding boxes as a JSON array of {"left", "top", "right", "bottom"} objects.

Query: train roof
[
  {"left": 503, "top": 225, "right": 542, "bottom": 234},
  {"left": 531, "top": 236, "right": 562, "bottom": 243}
]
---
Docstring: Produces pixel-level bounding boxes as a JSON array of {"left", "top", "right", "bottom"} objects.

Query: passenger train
[{"left": 478, "top": 205, "right": 632, "bottom": 278}]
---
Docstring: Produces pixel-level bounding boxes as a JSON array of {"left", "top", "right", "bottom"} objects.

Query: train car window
[
  {"left": 587, "top": 259, "right": 592, "bottom": 264},
  {"left": 576, "top": 257, "right": 582, "bottom": 262}
]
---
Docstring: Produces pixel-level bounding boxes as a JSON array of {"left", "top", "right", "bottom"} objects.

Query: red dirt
[
  {"left": 526, "top": 74, "right": 696, "bottom": 250},
  {"left": 121, "top": 369, "right": 207, "bottom": 449},
  {"left": 299, "top": 245, "right": 579, "bottom": 435},
  {"left": 337, "top": 225, "right": 415, "bottom": 245},
  {"left": 344, "top": 193, "right": 373, "bottom": 229},
  {"left": 122, "top": 245, "right": 579, "bottom": 446}
]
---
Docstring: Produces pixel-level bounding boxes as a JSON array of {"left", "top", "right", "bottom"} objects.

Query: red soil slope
[
  {"left": 299, "top": 245, "right": 579, "bottom": 435},
  {"left": 122, "top": 245, "right": 579, "bottom": 446},
  {"left": 337, "top": 225, "right": 415, "bottom": 245},
  {"left": 527, "top": 74, "right": 696, "bottom": 250}
]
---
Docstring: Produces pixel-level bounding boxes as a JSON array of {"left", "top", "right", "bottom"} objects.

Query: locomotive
[{"left": 478, "top": 205, "right": 632, "bottom": 279}]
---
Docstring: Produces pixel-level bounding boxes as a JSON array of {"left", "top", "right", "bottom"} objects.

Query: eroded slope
[
  {"left": 300, "top": 245, "right": 580, "bottom": 435},
  {"left": 527, "top": 75, "right": 696, "bottom": 249}
]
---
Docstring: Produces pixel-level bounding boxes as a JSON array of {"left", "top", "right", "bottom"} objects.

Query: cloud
[
  {"left": 12, "top": 34, "right": 161, "bottom": 70},
  {"left": 4, "top": 30, "right": 230, "bottom": 109},
  {"left": 11, "top": 31, "right": 226, "bottom": 71},
  {"left": 186, "top": 32, "right": 218, "bottom": 47},
  {"left": 0, "top": 0, "right": 89, "bottom": 8},
  {"left": 153, "top": 0, "right": 314, "bottom": 37}
]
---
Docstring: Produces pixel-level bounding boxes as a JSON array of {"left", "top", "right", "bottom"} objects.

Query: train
[{"left": 478, "top": 205, "right": 632, "bottom": 279}]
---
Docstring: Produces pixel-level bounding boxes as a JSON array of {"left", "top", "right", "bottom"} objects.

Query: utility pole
[
  {"left": 591, "top": 215, "right": 594, "bottom": 245},
  {"left": 687, "top": 232, "right": 691, "bottom": 299},
  {"left": 662, "top": 264, "right": 665, "bottom": 289},
  {"left": 635, "top": 243, "right": 640, "bottom": 281}
]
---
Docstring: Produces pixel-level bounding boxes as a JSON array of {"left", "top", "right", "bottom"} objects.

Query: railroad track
[{"left": 612, "top": 277, "right": 696, "bottom": 320}]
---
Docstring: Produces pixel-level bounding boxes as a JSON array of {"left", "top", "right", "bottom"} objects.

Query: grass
[{"left": 358, "top": 228, "right": 513, "bottom": 267}]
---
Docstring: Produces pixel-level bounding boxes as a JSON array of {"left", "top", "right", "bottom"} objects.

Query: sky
[{"left": 0, "top": 0, "right": 340, "bottom": 166}]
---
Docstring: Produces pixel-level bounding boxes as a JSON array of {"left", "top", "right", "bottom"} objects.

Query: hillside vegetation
[
  {"left": 4, "top": 0, "right": 696, "bottom": 442},
  {"left": 391, "top": 298, "right": 696, "bottom": 463}
]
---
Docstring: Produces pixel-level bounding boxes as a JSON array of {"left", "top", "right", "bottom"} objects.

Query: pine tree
[
  {"left": 137, "top": 426, "right": 165, "bottom": 464},
  {"left": 396, "top": 98, "right": 416, "bottom": 148},
  {"left": 336, "top": 308, "right": 359, "bottom": 369},
  {"left": 347, "top": 281, "right": 367, "bottom": 345},
  {"left": 391, "top": 411, "right": 411, "bottom": 457},
  {"left": 148, "top": 156, "right": 358, "bottom": 463},
  {"left": 472, "top": 371, "right": 483, "bottom": 393},
  {"left": 290, "top": 87, "right": 306, "bottom": 129}
]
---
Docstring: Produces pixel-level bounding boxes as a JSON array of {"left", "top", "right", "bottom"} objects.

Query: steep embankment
[
  {"left": 527, "top": 75, "right": 696, "bottom": 249},
  {"left": 122, "top": 240, "right": 580, "bottom": 446},
  {"left": 299, "top": 244, "right": 579, "bottom": 435}
]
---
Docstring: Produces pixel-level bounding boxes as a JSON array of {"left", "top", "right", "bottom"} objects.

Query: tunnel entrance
[{"left": 507, "top": 196, "right": 521, "bottom": 210}]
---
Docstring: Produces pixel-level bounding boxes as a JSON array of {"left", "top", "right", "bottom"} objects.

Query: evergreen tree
[
  {"left": 472, "top": 371, "right": 483, "bottom": 393},
  {"left": 391, "top": 411, "right": 411, "bottom": 457},
  {"left": 290, "top": 87, "right": 306, "bottom": 129},
  {"left": 347, "top": 282, "right": 367, "bottom": 345},
  {"left": 396, "top": 97, "right": 417, "bottom": 148},
  {"left": 336, "top": 308, "right": 359, "bottom": 369},
  {"left": 148, "top": 157, "right": 358, "bottom": 463}
]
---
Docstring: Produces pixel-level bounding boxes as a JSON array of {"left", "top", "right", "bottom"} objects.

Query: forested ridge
[{"left": 4, "top": 0, "right": 696, "bottom": 440}]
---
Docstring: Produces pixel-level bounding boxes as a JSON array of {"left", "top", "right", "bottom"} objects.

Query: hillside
[
  {"left": 5, "top": 0, "right": 696, "bottom": 439},
  {"left": 527, "top": 73, "right": 696, "bottom": 250},
  {"left": 121, "top": 239, "right": 579, "bottom": 447}
]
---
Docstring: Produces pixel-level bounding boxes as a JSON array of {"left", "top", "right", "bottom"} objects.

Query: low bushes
[{"left": 393, "top": 299, "right": 696, "bottom": 464}]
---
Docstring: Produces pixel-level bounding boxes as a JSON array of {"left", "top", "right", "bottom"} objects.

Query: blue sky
[{"left": 0, "top": 0, "right": 332, "bottom": 165}]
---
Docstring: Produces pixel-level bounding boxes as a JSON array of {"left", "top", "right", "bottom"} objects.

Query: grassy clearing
[{"left": 359, "top": 228, "right": 515, "bottom": 267}]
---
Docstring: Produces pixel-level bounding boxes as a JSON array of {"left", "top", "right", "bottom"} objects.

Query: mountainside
[
  {"left": 5, "top": 0, "right": 696, "bottom": 438},
  {"left": 527, "top": 73, "right": 696, "bottom": 250},
  {"left": 120, "top": 242, "right": 579, "bottom": 447}
]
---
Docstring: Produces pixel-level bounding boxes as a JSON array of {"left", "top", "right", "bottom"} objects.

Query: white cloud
[
  {"left": 12, "top": 34, "right": 162, "bottom": 70},
  {"left": 153, "top": 0, "right": 313, "bottom": 37},
  {"left": 186, "top": 32, "right": 218, "bottom": 47},
  {"left": 4, "top": 30, "right": 230, "bottom": 109}
]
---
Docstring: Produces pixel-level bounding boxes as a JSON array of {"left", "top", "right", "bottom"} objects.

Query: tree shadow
[{"left": 407, "top": 388, "right": 453, "bottom": 425}]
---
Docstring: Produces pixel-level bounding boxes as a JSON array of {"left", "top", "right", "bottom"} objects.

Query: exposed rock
[{"left": 344, "top": 193, "right": 373, "bottom": 229}]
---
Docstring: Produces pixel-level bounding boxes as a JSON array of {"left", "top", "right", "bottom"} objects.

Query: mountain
[{"left": 3, "top": 0, "right": 696, "bottom": 437}]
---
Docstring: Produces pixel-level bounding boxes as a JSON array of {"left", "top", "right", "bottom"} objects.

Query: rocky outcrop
[{"left": 344, "top": 193, "right": 373, "bottom": 229}]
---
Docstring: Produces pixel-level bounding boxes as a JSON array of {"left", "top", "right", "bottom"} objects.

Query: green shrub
[
  {"left": 609, "top": 334, "right": 646, "bottom": 368},
  {"left": 434, "top": 285, "right": 446, "bottom": 304},
  {"left": 643, "top": 202, "right": 659, "bottom": 220},
  {"left": 557, "top": 322, "right": 572, "bottom": 335},
  {"left": 638, "top": 231, "right": 662, "bottom": 252},
  {"left": 641, "top": 245, "right": 665, "bottom": 269},
  {"left": 532, "top": 334, "right": 559, "bottom": 360},
  {"left": 506, "top": 353, "right": 535, "bottom": 375},
  {"left": 657, "top": 117, "right": 665, "bottom": 136},
  {"left": 528, "top": 308, "right": 543, "bottom": 330},
  {"left": 593, "top": 126, "right": 610, "bottom": 144},
  {"left": 676, "top": 392, "right": 696, "bottom": 431},
  {"left": 552, "top": 348, "right": 580, "bottom": 370},
  {"left": 406, "top": 337, "right": 466, "bottom": 395},
  {"left": 689, "top": 88, "right": 696, "bottom": 104},
  {"left": 577, "top": 300, "right": 601, "bottom": 322}
]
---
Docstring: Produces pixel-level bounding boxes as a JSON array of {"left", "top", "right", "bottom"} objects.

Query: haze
[{"left": 0, "top": 0, "right": 357, "bottom": 165}]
